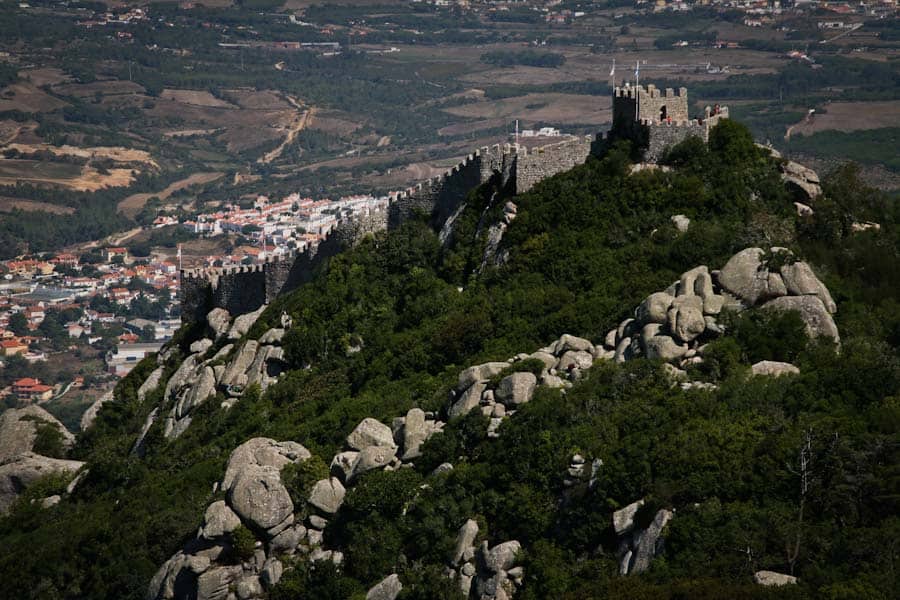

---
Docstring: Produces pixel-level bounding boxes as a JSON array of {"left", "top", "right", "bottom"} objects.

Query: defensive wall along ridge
[
  {"left": 179, "top": 135, "right": 595, "bottom": 322},
  {"left": 179, "top": 83, "right": 729, "bottom": 322}
]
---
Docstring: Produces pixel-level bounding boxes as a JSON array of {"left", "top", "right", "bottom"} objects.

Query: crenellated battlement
[{"left": 181, "top": 82, "right": 722, "bottom": 322}]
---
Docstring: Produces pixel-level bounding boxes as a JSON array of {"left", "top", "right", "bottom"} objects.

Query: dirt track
[{"left": 118, "top": 172, "right": 225, "bottom": 217}]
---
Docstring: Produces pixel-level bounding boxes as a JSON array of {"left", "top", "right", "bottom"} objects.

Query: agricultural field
[{"left": 0, "top": 0, "right": 896, "bottom": 257}]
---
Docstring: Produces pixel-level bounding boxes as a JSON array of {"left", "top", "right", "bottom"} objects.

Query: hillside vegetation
[{"left": 0, "top": 121, "right": 898, "bottom": 599}]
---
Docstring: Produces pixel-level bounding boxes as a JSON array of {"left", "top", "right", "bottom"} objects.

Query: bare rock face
[
  {"left": 228, "top": 466, "right": 294, "bottom": 531},
  {"left": 190, "top": 338, "right": 213, "bottom": 355},
  {"left": 636, "top": 292, "right": 675, "bottom": 325},
  {"left": 554, "top": 334, "right": 593, "bottom": 354},
  {"left": 200, "top": 500, "right": 241, "bottom": 539},
  {"left": 754, "top": 570, "right": 798, "bottom": 586},
  {"left": 781, "top": 160, "right": 821, "bottom": 200},
  {"left": 228, "top": 305, "right": 266, "bottom": 340},
  {"left": 350, "top": 445, "right": 397, "bottom": 481},
  {"left": 667, "top": 295, "right": 706, "bottom": 343},
  {"left": 452, "top": 519, "right": 479, "bottom": 565},
  {"left": 762, "top": 295, "right": 840, "bottom": 342},
  {"left": 222, "top": 438, "right": 310, "bottom": 492},
  {"left": 779, "top": 261, "right": 837, "bottom": 314},
  {"left": 196, "top": 565, "right": 242, "bottom": 600},
  {"left": 556, "top": 350, "right": 593, "bottom": 371},
  {"left": 330, "top": 451, "right": 359, "bottom": 482},
  {"left": 220, "top": 341, "right": 259, "bottom": 388},
  {"left": 623, "top": 509, "right": 673, "bottom": 575},
  {"left": 612, "top": 499, "right": 644, "bottom": 536},
  {"left": 307, "top": 477, "right": 346, "bottom": 515},
  {"left": 449, "top": 381, "right": 486, "bottom": 419},
  {"left": 457, "top": 362, "right": 510, "bottom": 391},
  {"left": 752, "top": 361, "right": 800, "bottom": 377},
  {"left": 717, "top": 248, "right": 787, "bottom": 306},
  {"left": 207, "top": 308, "right": 231, "bottom": 340},
  {"left": 0, "top": 452, "right": 85, "bottom": 514},
  {"left": 400, "top": 408, "right": 428, "bottom": 460},
  {"left": 644, "top": 334, "right": 688, "bottom": 361},
  {"left": 346, "top": 418, "right": 396, "bottom": 451},
  {"left": 137, "top": 366, "right": 165, "bottom": 403},
  {"left": 366, "top": 573, "right": 403, "bottom": 600},
  {"left": 496, "top": 372, "right": 537, "bottom": 406},
  {"left": 0, "top": 405, "right": 74, "bottom": 462},
  {"left": 482, "top": 540, "right": 521, "bottom": 573}
]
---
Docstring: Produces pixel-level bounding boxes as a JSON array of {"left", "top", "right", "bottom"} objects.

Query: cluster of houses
[
  {"left": 0, "top": 249, "right": 180, "bottom": 379},
  {"left": 180, "top": 193, "right": 389, "bottom": 267}
]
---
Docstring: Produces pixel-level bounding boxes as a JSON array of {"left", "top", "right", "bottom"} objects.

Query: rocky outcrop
[
  {"left": 593, "top": 247, "right": 839, "bottom": 376},
  {"left": 151, "top": 317, "right": 289, "bottom": 441},
  {"left": 754, "top": 570, "right": 798, "bottom": 586},
  {"left": 147, "top": 438, "right": 328, "bottom": 600},
  {"left": 751, "top": 361, "right": 800, "bottom": 377},
  {"left": 0, "top": 452, "right": 84, "bottom": 514},
  {"left": 781, "top": 160, "right": 821, "bottom": 201},
  {"left": 762, "top": 295, "right": 839, "bottom": 341},
  {"left": 366, "top": 574, "right": 403, "bottom": 600},
  {"left": 228, "top": 305, "right": 266, "bottom": 340},
  {"left": 80, "top": 388, "right": 115, "bottom": 432},
  {"left": 0, "top": 405, "right": 74, "bottom": 462},
  {"left": 615, "top": 503, "right": 673, "bottom": 576}
]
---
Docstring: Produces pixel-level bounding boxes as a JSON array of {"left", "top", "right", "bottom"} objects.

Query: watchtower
[
  {"left": 609, "top": 82, "right": 727, "bottom": 162},
  {"left": 612, "top": 83, "right": 690, "bottom": 126}
]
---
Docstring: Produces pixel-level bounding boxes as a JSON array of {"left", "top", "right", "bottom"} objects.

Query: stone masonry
[{"left": 180, "top": 83, "right": 725, "bottom": 322}]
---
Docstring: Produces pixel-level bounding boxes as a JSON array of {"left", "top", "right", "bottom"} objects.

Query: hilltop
[{"left": 0, "top": 119, "right": 898, "bottom": 600}]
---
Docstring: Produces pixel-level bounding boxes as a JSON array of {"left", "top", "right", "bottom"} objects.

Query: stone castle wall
[
  {"left": 181, "top": 137, "right": 597, "bottom": 322},
  {"left": 516, "top": 136, "right": 594, "bottom": 193}
]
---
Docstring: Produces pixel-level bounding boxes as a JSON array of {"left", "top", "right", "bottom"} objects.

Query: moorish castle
[{"left": 180, "top": 83, "right": 728, "bottom": 321}]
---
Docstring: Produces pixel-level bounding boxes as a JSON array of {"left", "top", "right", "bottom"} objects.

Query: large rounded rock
[
  {"left": 644, "top": 334, "right": 688, "bottom": 361},
  {"left": 366, "top": 574, "right": 403, "bottom": 600},
  {"left": 667, "top": 295, "right": 706, "bottom": 343},
  {"left": 190, "top": 338, "right": 213, "bottom": 355},
  {"left": 527, "top": 351, "right": 557, "bottom": 370},
  {"left": 222, "top": 438, "right": 310, "bottom": 492},
  {"left": 678, "top": 266, "right": 714, "bottom": 298},
  {"left": 228, "top": 305, "right": 266, "bottom": 340},
  {"left": 496, "top": 372, "right": 537, "bottom": 406},
  {"left": 346, "top": 418, "right": 396, "bottom": 451},
  {"left": 761, "top": 295, "right": 840, "bottom": 341},
  {"left": 197, "top": 565, "right": 242, "bottom": 600},
  {"left": 779, "top": 261, "right": 837, "bottom": 314},
  {"left": 449, "top": 381, "right": 486, "bottom": 419},
  {"left": 751, "top": 361, "right": 800, "bottom": 377},
  {"left": 457, "top": 362, "right": 509, "bottom": 391},
  {"left": 350, "top": 445, "right": 397, "bottom": 481},
  {"left": 635, "top": 292, "right": 674, "bottom": 325},
  {"left": 0, "top": 452, "right": 84, "bottom": 514},
  {"left": 201, "top": 500, "right": 241, "bottom": 539},
  {"left": 718, "top": 248, "right": 787, "bottom": 306},
  {"left": 554, "top": 334, "right": 593, "bottom": 354},
  {"left": 452, "top": 518, "right": 479, "bottom": 565},
  {"left": 754, "top": 570, "right": 798, "bottom": 586},
  {"left": 556, "top": 350, "right": 593, "bottom": 371},
  {"left": 0, "top": 405, "right": 74, "bottom": 462},
  {"left": 401, "top": 408, "right": 428, "bottom": 460},
  {"left": 330, "top": 451, "right": 359, "bottom": 482},
  {"left": 483, "top": 540, "right": 521, "bottom": 573},
  {"left": 307, "top": 477, "right": 346, "bottom": 514},
  {"left": 220, "top": 341, "right": 259, "bottom": 388},
  {"left": 228, "top": 466, "right": 293, "bottom": 531},
  {"left": 206, "top": 308, "right": 231, "bottom": 340}
]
